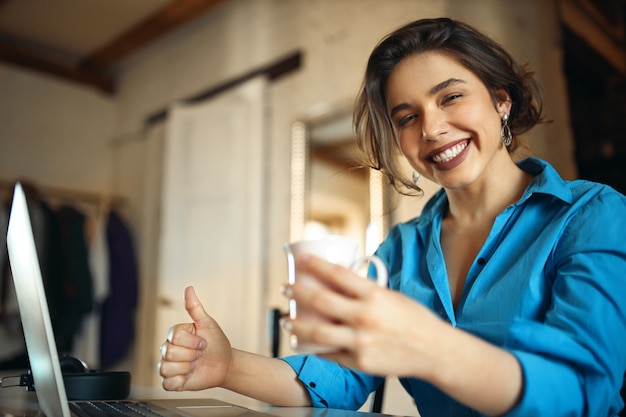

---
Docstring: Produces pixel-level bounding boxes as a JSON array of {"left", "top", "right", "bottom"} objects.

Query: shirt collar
[
  {"left": 516, "top": 157, "right": 573, "bottom": 205},
  {"left": 418, "top": 157, "right": 574, "bottom": 224}
]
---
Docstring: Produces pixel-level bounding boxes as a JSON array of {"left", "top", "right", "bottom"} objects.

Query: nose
[{"left": 421, "top": 107, "right": 445, "bottom": 141}]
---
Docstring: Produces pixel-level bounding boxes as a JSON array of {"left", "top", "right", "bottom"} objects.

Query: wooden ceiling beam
[
  {"left": 0, "top": 0, "right": 225, "bottom": 94},
  {"left": 0, "top": 38, "right": 114, "bottom": 93},
  {"left": 82, "top": 0, "right": 226, "bottom": 72}
]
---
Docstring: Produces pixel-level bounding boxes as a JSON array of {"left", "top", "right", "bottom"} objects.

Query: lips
[{"left": 428, "top": 140, "right": 469, "bottom": 164}]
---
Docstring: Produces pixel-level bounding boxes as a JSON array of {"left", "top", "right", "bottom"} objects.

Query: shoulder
[
  {"left": 545, "top": 175, "right": 626, "bottom": 255},
  {"left": 566, "top": 181, "right": 626, "bottom": 229},
  {"left": 521, "top": 157, "right": 626, "bottom": 210}
]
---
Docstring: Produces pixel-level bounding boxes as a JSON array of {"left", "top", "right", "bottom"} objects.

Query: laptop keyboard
[{"left": 70, "top": 401, "right": 170, "bottom": 417}]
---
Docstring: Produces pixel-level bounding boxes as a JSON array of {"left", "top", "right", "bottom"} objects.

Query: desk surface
[{"left": 0, "top": 372, "right": 396, "bottom": 417}]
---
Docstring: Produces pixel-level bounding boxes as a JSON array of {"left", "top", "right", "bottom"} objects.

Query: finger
[
  {"left": 162, "top": 374, "right": 187, "bottom": 392},
  {"left": 167, "top": 323, "right": 207, "bottom": 350},
  {"left": 158, "top": 358, "right": 192, "bottom": 379},
  {"left": 290, "top": 278, "right": 362, "bottom": 325},
  {"left": 296, "top": 254, "right": 378, "bottom": 299},
  {"left": 285, "top": 315, "right": 356, "bottom": 352},
  {"left": 161, "top": 341, "right": 204, "bottom": 362},
  {"left": 184, "top": 286, "right": 212, "bottom": 328}
]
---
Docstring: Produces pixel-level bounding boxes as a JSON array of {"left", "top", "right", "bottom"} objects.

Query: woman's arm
[
  {"left": 158, "top": 286, "right": 311, "bottom": 407},
  {"left": 283, "top": 254, "right": 523, "bottom": 415},
  {"left": 222, "top": 349, "right": 312, "bottom": 406}
]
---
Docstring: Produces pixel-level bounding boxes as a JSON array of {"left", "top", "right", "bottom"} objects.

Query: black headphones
[{"left": 58, "top": 354, "right": 131, "bottom": 401}]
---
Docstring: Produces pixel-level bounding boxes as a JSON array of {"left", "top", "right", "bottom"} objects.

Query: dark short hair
[{"left": 354, "top": 17, "right": 544, "bottom": 195}]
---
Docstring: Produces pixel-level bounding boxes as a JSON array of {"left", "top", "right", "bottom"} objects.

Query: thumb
[{"left": 184, "top": 286, "right": 211, "bottom": 329}]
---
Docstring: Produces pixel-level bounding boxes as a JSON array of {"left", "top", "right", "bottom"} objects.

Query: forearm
[
  {"left": 222, "top": 349, "right": 312, "bottom": 407},
  {"left": 425, "top": 324, "right": 523, "bottom": 415}
]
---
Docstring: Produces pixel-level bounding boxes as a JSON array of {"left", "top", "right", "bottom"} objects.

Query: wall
[
  {"left": 0, "top": 0, "right": 576, "bottom": 415},
  {"left": 0, "top": 65, "right": 115, "bottom": 191}
]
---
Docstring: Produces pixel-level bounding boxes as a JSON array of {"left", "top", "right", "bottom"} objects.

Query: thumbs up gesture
[{"left": 158, "top": 286, "right": 233, "bottom": 391}]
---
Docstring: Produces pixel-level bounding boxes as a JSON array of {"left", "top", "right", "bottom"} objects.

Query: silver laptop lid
[{"left": 7, "top": 183, "right": 71, "bottom": 417}]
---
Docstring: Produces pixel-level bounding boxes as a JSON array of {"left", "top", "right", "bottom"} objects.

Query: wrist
[{"left": 221, "top": 348, "right": 239, "bottom": 390}]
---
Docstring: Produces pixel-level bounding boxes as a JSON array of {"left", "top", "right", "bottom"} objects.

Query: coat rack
[{"left": 0, "top": 179, "right": 125, "bottom": 209}]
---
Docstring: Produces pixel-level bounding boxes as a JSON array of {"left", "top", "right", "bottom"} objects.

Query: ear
[{"left": 494, "top": 88, "right": 512, "bottom": 116}]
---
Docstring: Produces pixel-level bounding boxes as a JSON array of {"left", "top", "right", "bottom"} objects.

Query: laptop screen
[{"left": 6, "top": 183, "right": 71, "bottom": 417}]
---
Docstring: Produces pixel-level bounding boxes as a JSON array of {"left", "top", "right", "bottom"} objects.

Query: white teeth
[{"left": 432, "top": 142, "right": 467, "bottom": 163}]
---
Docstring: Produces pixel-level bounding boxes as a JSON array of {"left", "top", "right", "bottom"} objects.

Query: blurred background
[{"left": 0, "top": 0, "right": 624, "bottom": 414}]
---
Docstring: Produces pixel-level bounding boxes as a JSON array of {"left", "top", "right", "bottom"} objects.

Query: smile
[{"left": 431, "top": 140, "right": 469, "bottom": 164}]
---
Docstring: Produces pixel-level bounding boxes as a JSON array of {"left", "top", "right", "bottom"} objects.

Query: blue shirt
[{"left": 281, "top": 158, "right": 626, "bottom": 416}]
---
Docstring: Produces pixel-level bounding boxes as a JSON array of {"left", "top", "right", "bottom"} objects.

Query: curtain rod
[
  {"left": 0, "top": 179, "right": 125, "bottom": 207},
  {"left": 109, "top": 51, "right": 302, "bottom": 148},
  {"left": 144, "top": 50, "right": 302, "bottom": 127}
]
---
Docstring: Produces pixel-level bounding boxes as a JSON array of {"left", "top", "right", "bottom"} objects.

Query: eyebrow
[{"left": 389, "top": 78, "right": 467, "bottom": 118}]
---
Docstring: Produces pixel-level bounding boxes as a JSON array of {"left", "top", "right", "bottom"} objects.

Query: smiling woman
[
  {"left": 386, "top": 52, "right": 512, "bottom": 188},
  {"left": 157, "top": 17, "right": 626, "bottom": 417},
  {"left": 279, "top": 17, "right": 626, "bottom": 416},
  {"left": 355, "top": 20, "right": 541, "bottom": 196}
]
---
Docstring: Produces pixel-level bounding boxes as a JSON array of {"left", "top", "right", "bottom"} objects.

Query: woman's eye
[
  {"left": 443, "top": 93, "right": 462, "bottom": 104},
  {"left": 399, "top": 114, "right": 417, "bottom": 127}
]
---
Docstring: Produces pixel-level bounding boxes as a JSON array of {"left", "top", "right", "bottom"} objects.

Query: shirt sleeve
[
  {"left": 279, "top": 354, "right": 383, "bottom": 409},
  {"left": 504, "top": 188, "right": 626, "bottom": 416}
]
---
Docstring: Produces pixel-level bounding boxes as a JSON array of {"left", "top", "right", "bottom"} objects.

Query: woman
[{"left": 158, "top": 18, "right": 626, "bottom": 416}]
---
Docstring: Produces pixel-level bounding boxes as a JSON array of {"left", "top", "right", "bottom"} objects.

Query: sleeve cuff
[
  {"left": 505, "top": 350, "right": 582, "bottom": 416},
  {"left": 279, "top": 354, "right": 381, "bottom": 409}
]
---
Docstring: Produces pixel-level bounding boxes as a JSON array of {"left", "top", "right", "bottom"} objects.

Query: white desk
[{"left": 0, "top": 371, "right": 398, "bottom": 417}]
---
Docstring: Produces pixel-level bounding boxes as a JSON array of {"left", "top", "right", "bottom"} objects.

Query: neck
[{"left": 445, "top": 156, "right": 531, "bottom": 226}]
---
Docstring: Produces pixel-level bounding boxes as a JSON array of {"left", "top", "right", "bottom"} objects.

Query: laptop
[{"left": 6, "top": 183, "right": 276, "bottom": 417}]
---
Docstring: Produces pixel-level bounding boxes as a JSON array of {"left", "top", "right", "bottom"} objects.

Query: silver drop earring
[
  {"left": 501, "top": 113, "right": 512, "bottom": 147},
  {"left": 412, "top": 171, "right": 421, "bottom": 185}
]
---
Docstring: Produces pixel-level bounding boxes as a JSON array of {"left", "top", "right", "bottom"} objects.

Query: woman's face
[{"left": 386, "top": 51, "right": 511, "bottom": 191}]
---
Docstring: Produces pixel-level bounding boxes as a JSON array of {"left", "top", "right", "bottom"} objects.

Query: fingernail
[
  {"left": 198, "top": 339, "right": 207, "bottom": 350},
  {"left": 279, "top": 318, "right": 292, "bottom": 331},
  {"left": 280, "top": 285, "right": 293, "bottom": 297}
]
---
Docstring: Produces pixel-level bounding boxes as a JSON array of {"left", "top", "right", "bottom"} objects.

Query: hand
[
  {"left": 158, "top": 286, "right": 233, "bottom": 391},
  {"left": 282, "top": 254, "right": 443, "bottom": 377}
]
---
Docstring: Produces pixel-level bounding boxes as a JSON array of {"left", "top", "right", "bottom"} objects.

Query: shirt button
[
  {"left": 309, "top": 382, "right": 316, "bottom": 388},
  {"left": 477, "top": 258, "right": 486, "bottom": 266}
]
